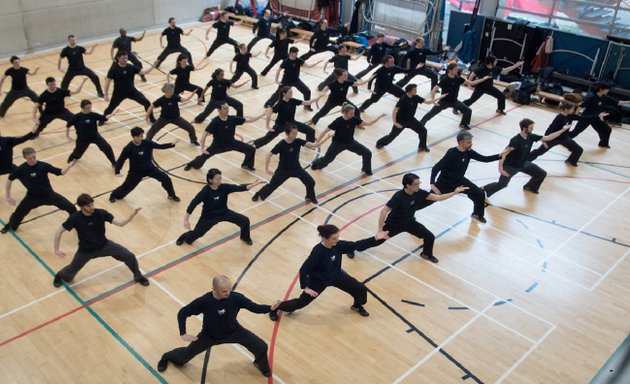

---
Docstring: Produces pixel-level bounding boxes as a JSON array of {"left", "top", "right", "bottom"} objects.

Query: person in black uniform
[
  {"left": 176, "top": 168, "right": 264, "bottom": 245},
  {"left": 110, "top": 28, "right": 146, "bottom": 82},
  {"left": 103, "top": 51, "right": 155, "bottom": 122},
  {"left": 145, "top": 83, "right": 198, "bottom": 144},
  {"left": 205, "top": 12, "right": 240, "bottom": 58},
  {"left": 482, "top": 118, "right": 570, "bottom": 197},
  {"left": 358, "top": 55, "right": 415, "bottom": 112},
  {"left": 193, "top": 68, "right": 247, "bottom": 123},
  {"left": 310, "top": 103, "right": 385, "bottom": 175},
  {"left": 247, "top": 9, "right": 277, "bottom": 52},
  {"left": 157, "top": 275, "right": 280, "bottom": 377},
  {"left": 33, "top": 76, "right": 86, "bottom": 135},
  {"left": 299, "top": 19, "right": 335, "bottom": 61},
  {"left": 0, "top": 129, "right": 36, "bottom": 176},
  {"left": 317, "top": 45, "right": 361, "bottom": 92},
  {"left": 528, "top": 101, "right": 606, "bottom": 166},
  {"left": 58, "top": 35, "right": 104, "bottom": 97},
  {"left": 0, "top": 56, "right": 39, "bottom": 117},
  {"left": 260, "top": 29, "right": 295, "bottom": 76},
  {"left": 66, "top": 99, "right": 117, "bottom": 166},
  {"left": 253, "top": 124, "right": 329, "bottom": 203},
  {"left": 355, "top": 33, "right": 388, "bottom": 80},
  {"left": 375, "top": 83, "right": 442, "bottom": 151},
  {"left": 395, "top": 37, "right": 446, "bottom": 89},
  {"left": 53, "top": 193, "right": 149, "bottom": 287},
  {"left": 168, "top": 54, "right": 208, "bottom": 105},
  {"left": 430, "top": 131, "right": 509, "bottom": 223},
  {"left": 349, "top": 173, "right": 467, "bottom": 262},
  {"left": 419, "top": 63, "right": 491, "bottom": 130},
  {"left": 268, "top": 224, "right": 387, "bottom": 321},
  {"left": 185, "top": 102, "right": 264, "bottom": 171},
  {"left": 230, "top": 44, "right": 259, "bottom": 89},
  {"left": 2, "top": 147, "right": 77, "bottom": 234},
  {"left": 309, "top": 68, "right": 364, "bottom": 125},
  {"left": 264, "top": 47, "right": 321, "bottom": 109},
  {"left": 154, "top": 17, "right": 194, "bottom": 69},
  {"left": 461, "top": 56, "right": 523, "bottom": 115},
  {"left": 251, "top": 86, "right": 321, "bottom": 148},
  {"left": 569, "top": 83, "right": 630, "bottom": 148},
  {"left": 109, "top": 127, "right": 180, "bottom": 203}
]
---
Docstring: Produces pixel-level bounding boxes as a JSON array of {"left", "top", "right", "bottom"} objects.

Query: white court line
[{"left": 589, "top": 247, "right": 630, "bottom": 291}]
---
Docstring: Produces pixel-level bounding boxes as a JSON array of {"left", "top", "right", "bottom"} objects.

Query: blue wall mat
[
  {"left": 549, "top": 30, "right": 608, "bottom": 78},
  {"left": 447, "top": 10, "right": 485, "bottom": 61}
]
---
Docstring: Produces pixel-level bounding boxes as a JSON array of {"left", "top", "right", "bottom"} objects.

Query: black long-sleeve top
[
  {"left": 310, "top": 28, "right": 332, "bottom": 50},
  {"left": 186, "top": 183, "right": 247, "bottom": 217},
  {"left": 366, "top": 42, "right": 388, "bottom": 65},
  {"left": 253, "top": 16, "right": 277, "bottom": 37},
  {"left": 0, "top": 132, "right": 35, "bottom": 174},
  {"left": 405, "top": 47, "right": 444, "bottom": 67},
  {"left": 115, "top": 139, "right": 174, "bottom": 174},
  {"left": 581, "top": 93, "right": 617, "bottom": 115},
  {"left": 545, "top": 113, "right": 599, "bottom": 140},
  {"left": 177, "top": 291, "right": 271, "bottom": 339},
  {"left": 373, "top": 65, "right": 411, "bottom": 89},
  {"left": 431, "top": 147, "right": 500, "bottom": 185}
]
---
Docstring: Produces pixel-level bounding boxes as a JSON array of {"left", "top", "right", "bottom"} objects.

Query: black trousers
[
  {"left": 355, "top": 220, "right": 436, "bottom": 256},
  {"left": 194, "top": 97, "right": 243, "bottom": 122},
  {"left": 187, "top": 141, "right": 255, "bottom": 169},
  {"left": 464, "top": 86, "right": 506, "bottom": 111},
  {"left": 317, "top": 73, "right": 358, "bottom": 92},
  {"left": 206, "top": 38, "right": 240, "bottom": 57},
  {"left": 61, "top": 67, "right": 103, "bottom": 95},
  {"left": 569, "top": 120, "right": 612, "bottom": 147},
  {"left": 265, "top": 80, "right": 311, "bottom": 108},
  {"left": 376, "top": 118, "right": 427, "bottom": 148},
  {"left": 358, "top": 83, "right": 405, "bottom": 111},
  {"left": 126, "top": 52, "right": 144, "bottom": 70},
  {"left": 179, "top": 209, "right": 251, "bottom": 244},
  {"left": 277, "top": 271, "right": 367, "bottom": 312},
  {"left": 163, "top": 326, "right": 269, "bottom": 372},
  {"left": 104, "top": 90, "right": 155, "bottom": 122},
  {"left": 36, "top": 109, "right": 74, "bottom": 133},
  {"left": 420, "top": 100, "right": 471, "bottom": 126},
  {"left": 69, "top": 135, "right": 116, "bottom": 165},
  {"left": 435, "top": 178, "right": 485, "bottom": 217},
  {"left": 146, "top": 117, "right": 197, "bottom": 142},
  {"left": 253, "top": 121, "right": 315, "bottom": 148},
  {"left": 260, "top": 55, "right": 285, "bottom": 76},
  {"left": 311, "top": 99, "right": 358, "bottom": 125},
  {"left": 257, "top": 168, "right": 316, "bottom": 200},
  {"left": 155, "top": 46, "right": 193, "bottom": 68},
  {"left": 355, "top": 63, "right": 379, "bottom": 79},
  {"left": 231, "top": 66, "right": 258, "bottom": 88},
  {"left": 311, "top": 140, "right": 372, "bottom": 174},
  {"left": 111, "top": 168, "right": 176, "bottom": 199},
  {"left": 396, "top": 66, "right": 439, "bottom": 88},
  {"left": 299, "top": 45, "right": 336, "bottom": 61},
  {"left": 247, "top": 34, "right": 274, "bottom": 52},
  {"left": 175, "top": 83, "right": 204, "bottom": 99},
  {"left": 529, "top": 137, "right": 583, "bottom": 164},
  {"left": 57, "top": 240, "right": 143, "bottom": 282},
  {"left": 483, "top": 162, "right": 547, "bottom": 196},
  {"left": 5, "top": 192, "right": 76, "bottom": 231},
  {"left": 0, "top": 88, "right": 39, "bottom": 116}
]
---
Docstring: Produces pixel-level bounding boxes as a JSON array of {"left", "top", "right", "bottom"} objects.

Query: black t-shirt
[
  {"left": 153, "top": 94, "right": 181, "bottom": 119},
  {"left": 233, "top": 52, "right": 252, "bottom": 70},
  {"left": 9, "top": 161, "right": 62, "bottom": 197},
  {"left": 269, "top": 38, "right": 294, "bottom": 59},
  {"left": 115, "top": 139, "right": 174, "bottom": 174},
  {"left": 60, "top": 46, "right": 87, "bottom": 70},
  {"left": 328, "top": 54, "right": 350, "bottom": 70},
  {"left": 213, "top": 20, "right": 234, "bottom": 40},
  {"left": 406, "top": 47, "right": 444, "bottom": 67},
  {"left": 374, "top": 65, "right": 407, "bottom": 88},
  {"left": 38, "top": 88, "right": 70, "bottom": 114},
  {"left": 107, "top": 64, "right": 140, "bottom": 95},
  {"left": 504, "top": 133, "right": 542, "bottom": 168},
  {"left": 162, "top": 26, "right": 184, "bottom": 48},
  {"left": 187, "top": 183, "right": 248, "bottom": 217},
  {"left": 367, "top": 42, "right": 387, "bottom": 64},
  {"left": 385, "top": 189, "right": 431, "bottom": 226},
  {"left": 169, "top": 65, "right": 194, "bottom": 87},
  {"left": 430, "top": 147, "right": 500, "bottom": 186},
  {"left": 253, "top": 17, "right": 273, "bottom": 37},
  {"left": 582, "top": 93, "right": 617, "bottom": 114},
  {"left": 206, "top": 79, "right": 232, "bottom": 100},
  {"left": 545, "top": 113, "right": 593, "bottom": 140},
  {"left": 0, "top": 133, "right": 35, "bottom": 174},
  {"left": 438, "top": 75, "right": 465, "bottom": 102},
  {"left": 395, "top": 94, "right": 425, "bottom": 120},
  {"left": 62, "top": 208, "right": 114, "bottom": 252},
  {"left": 272, "top": 98, "right": 302, "bottom": 125},
  {"left": 280, "top": 58, "right": 304, "bottom": 83},
  {"left": 177, "top": 291, "right": 270, "bottom": 339},
  {"left": 473, "top": 65, "right": 500, "bottom": 90},
  {"left": 328, "top": 80, "right": 353, "bottom": 103},
  {"left": 4, "top": 67, "right": 29, "bottom": 91},
  {"left": 112, "top": 36, "right": 136, "bottom": 53},
  {"left": 67, "top": 112, "right": 107, "bottom": 139},
  {"left": 328, "top": 116, "right": 362, "bottom": 144},
  {"left": 272, "top": 138, "right": 306, "bottom": 170},
  {"left": 206, "top": 115, "right": 245, "bottom": 146}
]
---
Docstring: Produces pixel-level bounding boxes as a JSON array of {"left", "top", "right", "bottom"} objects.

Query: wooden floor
[{"left": 1, "top": 21, "right": 629, "bottom": 384}]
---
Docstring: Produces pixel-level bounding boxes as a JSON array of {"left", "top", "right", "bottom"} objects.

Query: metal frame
[
  {"left": 362, "top": 0, "right": 438, "bottom": 37},
  {"left": 485, "top": 19, "right": 526, "bottom": 73}
]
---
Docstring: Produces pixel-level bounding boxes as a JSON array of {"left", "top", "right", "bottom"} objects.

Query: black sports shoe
[
  {"left": 564, "top": 160, "right": 578, "bottom": 167},
  {"left": 252, "top": 193, "right": 260, "bottom": 202},
  {"left": 420, "top": 253, "right": 439, "bottom": 263},
  {"left": 135, "top": 276, "right": 150, "bottom": 286},
  {"left": 1, "top": 226, "right": 9, "bottom": 234},
  {"left": 346, "top": 250, "right": 355, "bottom": 259},
  {"left": 269, "top": 309, "right": 279, "bottom": 321},
  {"left": 241, "top": 164, "right": 256, "bottom": 171},
  {"left": 157, "top": 355, "right": 168, "bottom": 372},
  {"left": 459, "top": 124, "right": 473, "bottom": 130},
  {"left": 191, "top": 140, "right": 200, "bottom": 146},
  {"left": 53, "top": 274, "right": 63, "bottom": 288},
  {"left": 471, "top": 214, "right": 487, "bottom": 223},
  {"left": 175, "top": 235, "right": 185, "bottom": 246},
  {"left": 241, "top": 238, "right": 254, "bottom": 245},
  {"left": 109, "top": 195, "right": 116, "bottom": 203},
  {"left": 362, "top": 170, "right": 373, "bottom": 176},
  {"left": 418, "top": 146, "right": 431, "bottom": 153},
  {"left": 97, "top": 92, "right": 105, "bottom": 98},
  {"left": 140, "top": 75, "right": 147, "bottom": 83},
  {"left": 253, "top": 361, "right": 272, "bottom": 377},
  {"left": 305, "top": 196, "right": 318, "bottom": 205},
  {"left": 168, "top": 195, "right": 181, "bottom": 202},
  {"left": 304, "top": 105, "right": 313, "bottom": 111},
  {"left": 351, "top": 305, "right": 369, "bottom": 317},
  {"left": 523, "top": 186, "right": 539, "bottom": 194},
  {"left": 184, "top": 164, "right": 192, "bottom": 171},
  {"left": 496, "top": 109, "right": 506, "bottom": 115}
]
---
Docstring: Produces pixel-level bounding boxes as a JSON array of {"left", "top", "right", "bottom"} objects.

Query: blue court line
[
  {"left": 515, "top": 219, "right": 529, "bottom": 229},
  {"left": 536, "top": 239, "right": 544, "bottom": 249},
  {"left": 525, "top": 282, "right": 539, "bottom": 293},
  {"left": 493, "top": 299, "right": 512, "bottom": 306},
  {"left": 401, "top": 299, "right": 426, "bottom": 307},
  {"left": 448, "top": 306, "right": 470, "bottom": 310}
]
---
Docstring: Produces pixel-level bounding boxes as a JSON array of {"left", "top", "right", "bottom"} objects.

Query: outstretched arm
[{"left": 112, "top": 207, "right": 142, "bottom": 226}]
